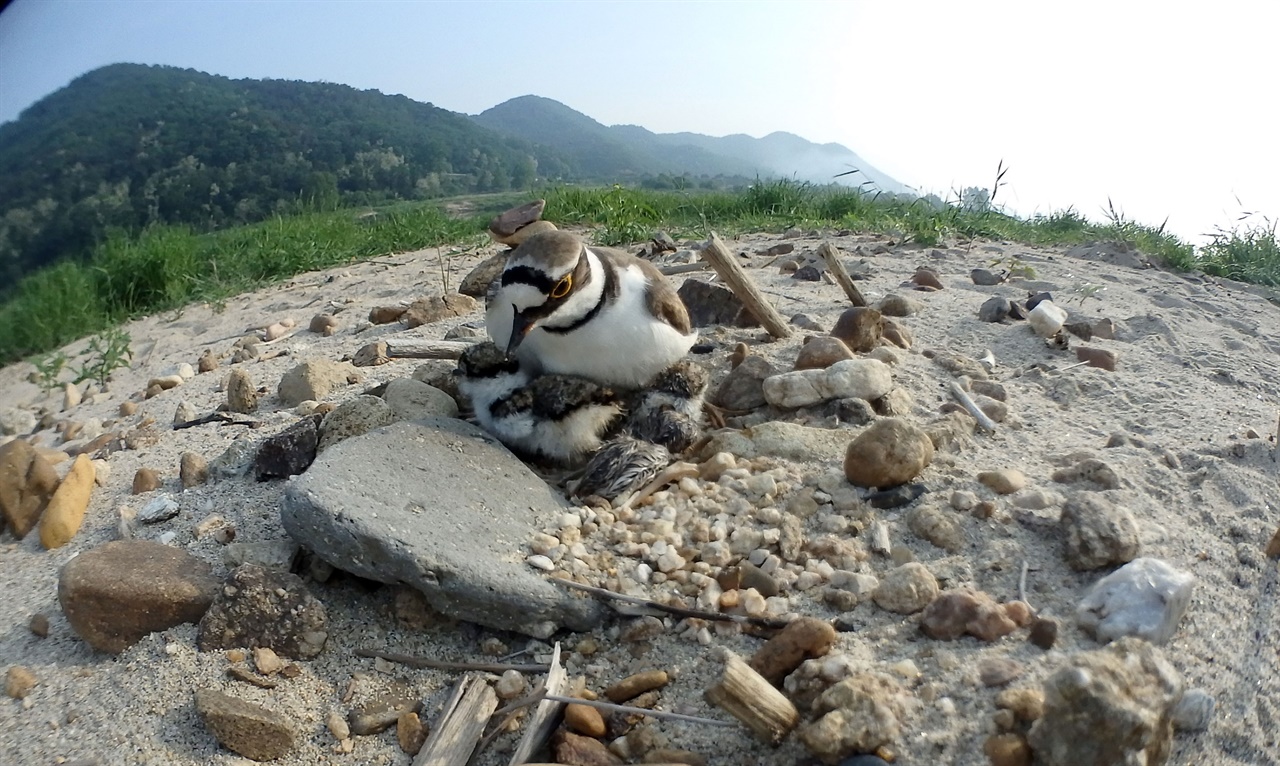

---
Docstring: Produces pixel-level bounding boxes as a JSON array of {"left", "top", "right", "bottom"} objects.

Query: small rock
[
  {"left": 397, "top": 711, "right": 427, "bottom": 755},
  {"left": 1060, "top": 492, "right": 1140, "bottom": 570},
  {"left": 0, "top": 407, "right": 37, "bottom": 436},
  {"left": 1171, "top": 688, "right": 1214, "bottom": 732},
  {"left": 277, "top": 359, "right": 356, "bottom": 406},
  {"left": 197, "top": 563, "right": 328, "bottom": 659},
  {"left": 349, "top": 688, "right": 419, "bottom": 735},
  {"left": 209, "top": 437, "right": 259, "bottom": 479},
  {"left": 137, "top": 494, "right": 180, "bottom": 524},
  {"left": 120, "top": 400, "right": 139, "bottom": 416},
  {"left": 252, "top": 646, "right": 285, "bottom": 675},
  {"left": 748, "top": 617, "right": 837, "bottom": 686},
  {"left": 261, "top": 320, "right": 294, "bottom": 341},
  {"left": 906, "top": 504, "right": 964, "bottom": 551},
  {"left": 830, "top": 307, "right": 884, "bottom": 352},
  {"left": 1077, "top": 557, "right": 1194, "bottom": 645},
  {"left": 326, "top": 709, "right": 350, "bottom": 740},
  {"left": 309, "top": 313, "right": 339, "bottom": 336},
  {"left": 978, "top": 658, "right": 1024, "bottom": 687},
  {"left": 871, "top": 387, "right": 913, "bottom": 417},
  {"left": 930, "top": 351, "right": 990, "bottom": 380},
  {"left": 920, "top": 588, "right": 1018, "bottom": 641},
  {"left": 0, "top": 440, "right": 60, "bottom": 539},
  {"left": 605, "top": 670, "right": 669, "bottom": 703},
  {"left": 494, "top": 669, "right": 526, "bottom": 700},
  {"left": 977, "top": 469, "right": 1026, "bottom": 495},
  {"left": 352, "top": 341, "right": 391, "bottom": 367},
  {"left": 873, "top": 562, "right": 938, "bottom": 614},
  {"left": 1075, "top": 346, "right": 1117, "bottom": 371},
  {"left": 565, "top": 701, "right": 607, "bottom": 737},
  {"left": 979, "top": 296, "right": 1011, "bottom": 323},
  {"left": 790, "top": 313, "right": 824, "bottom": 331},
  {"left": 825, "top": 397, "right": 877, "bottom": 425},
  {"left": 226, "top": 369, "right": 258, "bottom": 414},
  {"left": 459, "top": 250, "right": 510, "bottom": 298},
  {"left": 369, "top": 305, "right": 408, "bottom": 324},
  {"left": 678, "top": 279, "right": 759, "bottom": 328},
  {"left": 995, "top": 687, "right": 1045, "bottom": 722},
  {"left": 878, "top": 293, "right": 923, "bottom": 317},
  {"left": 793, "top": 264, "right": 823, "bottom": 281},
  {"left": 317, "top": 395, "right": 395, "bottom": 452},
  {"left": 554, "top": 729, "right": 622, "bottom": 766},
  {"left": 843, "top": 418, "right": 934, "bottom": 489},
  {"left": 971, "top": 268, "right": 1005, "bottom": 286},
  {"left": 195, "top": 687, "right": 296, "bottom": 761},
  {"left": 1051, "top": 458, "right": 1121, "bottom": 490},
  {"left": 62, "top": 382, "right": 82, "bottom": 410},
  {"left": 5, "top": 666, "right": 36, "bottom": 699},
  {"left": 404, "top": 293, "right": 479, "bottom": 328},
  {"left": 255, "top": 415, "right": 323, "bottom": 480},
  {"left": 911, "top": 267, "right": 944, "bottom": 290},
  {"left": 1029, "top": 616, "right": 1059, "bottom": 649},
  {"left": 382, "top": 378, "right": 458, "bottom": 421},
  {"left": 58, "top": 540, "right": 218, "bottom": 653},
  {"left": 173, "top": 401, "right": 198, "bottom": 426},
  {"left": 179, "top": 452, "right": 209, "bottom": 488},
  {"left": 131, "top": 467, "right": 161, "bottom": 494},
  {"left": 197, "top": 349, "right": 219, "bottom": 373},
  {"left": 865, "top": 482, "right": 926, "bottom": 509},
  {"left": 1027, "top": 301, "right": 1067, "bottom": 338},
  {"left": 799, "top": 673, "right": 909, "bottom": 761},
  {"left": 1027, "top": 637, "right": 1182, "bottom": 766},
  {"left": 984, "top": 733, "right": 1032, "bottom": 766},
  {"left": 28, "top": 613, "right": 50, "bottom": 638},
  {"left": 39, "top": 453, "right": 95, "bottom": 549},
  {"left": 794, "top": 337, "right": 855, "bottom": 370},
  {"left": 880, "top": 317, "right": 913, "bottom": 349}
]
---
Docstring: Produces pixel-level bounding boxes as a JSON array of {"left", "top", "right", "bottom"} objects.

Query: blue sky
[{"left": 1, "top": 0, "right": 1277, "bottom": 243}]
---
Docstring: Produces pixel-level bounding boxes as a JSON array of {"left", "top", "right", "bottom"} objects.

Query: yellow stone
[{"left": 40, "top": 454, "right": 96, "bottom": 549}]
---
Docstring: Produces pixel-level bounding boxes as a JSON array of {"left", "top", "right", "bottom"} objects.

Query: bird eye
[{"left": 550, "top": 275, "right": 572, "bottom": 299}]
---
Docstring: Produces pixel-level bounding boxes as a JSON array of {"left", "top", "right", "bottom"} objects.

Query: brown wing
[{"left": 595, "top": 245, "right": 692, "bottom": 336}]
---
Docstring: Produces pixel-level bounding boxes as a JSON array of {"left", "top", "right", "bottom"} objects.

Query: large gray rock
[
  {"left": 281, "top": 418, "right": 605, "bottom": 638},
  {"left": 1077, "top": 557, "right": 1195, "bottom": 645}
]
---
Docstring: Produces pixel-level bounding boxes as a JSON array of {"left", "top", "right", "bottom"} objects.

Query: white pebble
[
  {"left": 764, "top": 596, "right": 790, "bottom": 614},
  {"left": 742, "top": 588, "right": 767, "bottom": 616},
  {"left": 656, "top": 549, "right": 686, "bottom": 573},
  {"left": 559, "top": 512, "right": 581, "bottom": 529},
  {"left": 936, "top": 697, "right": 956, "bottom": 715},
  {"left": 754, "top": 506, "right": 782, "bottom": 525},
  {"left": 701, "top": 541, "right": 733, "bottom": 567},
  {"left": 634, "top": 563, "right": 653, "bottom": 583},
  {"left": 795, "top": 572, "right": 823, "bottom": 591},
  {"left": 890, "top": 659, "right": 920, "bottom": 679},
  {"left": 526, "top": 555, "right": 554, "bottom": 571},
  {"left": 495, "top": 670, "right": 526, "bottom": 700},
  {"left": 747, "top": 549, "right": 769, "bottom": 566}
]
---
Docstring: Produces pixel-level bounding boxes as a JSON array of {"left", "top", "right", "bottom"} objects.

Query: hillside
[
  {"left": 0, "top": 64, "right": 566, "bottom": 284},
  {"left": 474, "top": 95, "right": 910, "bottom": 193}
]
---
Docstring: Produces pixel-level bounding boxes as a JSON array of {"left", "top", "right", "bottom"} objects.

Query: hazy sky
[{"left": 1, "top": 0, "right": 1275, "bottom": 244}]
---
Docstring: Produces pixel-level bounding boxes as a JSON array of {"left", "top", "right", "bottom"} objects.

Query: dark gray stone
[
  {"left": 255, "top": 415, "right": 322, "bottom": 480},
  {"left": 978, "top": 296, "right": 1011, "bottom": 323},
  {"left": 280, "top": 418, "right": 605, "bottom": 638},
  {"left": 677, "top": 279, "right": 760, "bottom": 328},
  {"left": 197, "top": 564, "right": 328, "bottom": 659},
  {"left": 713, "top": 356, "right": 777, "bottom": 411}
]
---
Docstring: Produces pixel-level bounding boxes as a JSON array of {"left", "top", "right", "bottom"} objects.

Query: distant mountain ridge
[{"left": 472, "top": 95, "right": 909, "bottom": 193}]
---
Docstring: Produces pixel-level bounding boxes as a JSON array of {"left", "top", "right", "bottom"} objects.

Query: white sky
[{"left": 1, "top": 0, "right": 1276, "bottom": 244}]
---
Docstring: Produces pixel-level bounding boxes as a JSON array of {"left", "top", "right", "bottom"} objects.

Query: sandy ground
[{"left": 1, "top": 228, "right": 1278, "bottom": 766}]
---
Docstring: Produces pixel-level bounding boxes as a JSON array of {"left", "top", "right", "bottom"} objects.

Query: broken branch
[{"left": 700, "top": 233, "right": 792, "bottom": 339}]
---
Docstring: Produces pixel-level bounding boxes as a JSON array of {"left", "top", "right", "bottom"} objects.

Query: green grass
[{"left": 1, "top": 180, "right": 1275, "bottom": 366}]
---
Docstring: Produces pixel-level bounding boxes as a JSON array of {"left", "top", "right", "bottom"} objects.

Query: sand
[{"left": 1, "top": 229, "right": 1278, "bottom": 766}]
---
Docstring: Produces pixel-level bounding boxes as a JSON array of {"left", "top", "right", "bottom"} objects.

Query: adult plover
[
  {"left": 485, "top": 230, "right": 697, "bottom": 389},
  {"left": 455, "top": 342, "right": 624, "bottom": 464}
]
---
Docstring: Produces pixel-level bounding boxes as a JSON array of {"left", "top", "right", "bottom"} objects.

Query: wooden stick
[
  {"left": 659, "top": 262, "right": 711, "bottom": 276},
  {"left": 700, "top": 233, "right": 792, "bottom": 339},
  {"left": 354, "top": 648, "right": 548, "bottom": 674},
  {"left": 1018, "top": 560, "right": 1031, "bottom": 608},
  {"left": 704, "top": 651, "right": 798, "bottom": 744},
  {"left": 817, "top": 242, "right": 868, "bottom": 307},
  {"left": 507, "top": 644, "right": 566, "bottom": 766},
  {"left": 552, "top": 579, "right": 792, "bottom": 629},
  {"left": 414, "top": 674, "right": 498, "bottom": 766},
  {"left": 949, "top": 382, "right": 998, "bottom": 433},
  {"left": 387, "top": 339, "right": 480, "bottom": 360}
]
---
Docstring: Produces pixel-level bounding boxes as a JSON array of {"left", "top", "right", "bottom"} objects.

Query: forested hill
[{"left": 0, "top": 63, "right": 568, "bottom": 284}]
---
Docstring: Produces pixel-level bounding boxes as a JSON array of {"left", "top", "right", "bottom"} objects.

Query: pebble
[
  {"left": 137, "top": 494, "right": 179, "bottom": 524},
  {"left": 197, "top": 563, "right": 328, "bottom": 659},
  {"left": 277, "top": 359, "right": 356, "bottom": 406},
  {"left": 316, "top": 395, "right": 394, "bottom": 451},
  {"left": 1029, "top": 616, "right": 1059, "bottom": 649},
  {"left": 763, "top": 359, "right": 893, "bottom": 409},
  {"left": 404, "top": 293, "right": 478, "bottom": 328},
  {"left": 197, "top": 349, "right": 219, "bottom": 373},
  {"left": 1171, "top": 687, "right": 1215, "bottom": 732},
  {"left": 225, "top": 369, "right": 258, "bottom": 414},
  {"left": 1077, "top": 557, "right": 1194, "bottom": 645},
  {"left": 382, "top": 378, "right": 459, "bottom": 421},
  {"left": 495, "top": 669, "right": 526, "bottom": 700},
  {"left": 844, "top": 418, "right": 934, "bottom": 489},
  {"left": 254, "top": 414, "right": 323, "bottom": 480},
  {"left": 253, "top": 647, "right": 285, "bottom": 675},
  {"left": 1050, "top": 458, "right": 1121, "bottom": 489},
  {"left": 28, "top": 613, "right": 49, "bottom": 638},
  {"left": 881, "top": 317, "right": 912, "bottom": 348},
  {"left": 799, "top": 673, "right": 909, "bottom": 761},
  {"left": 830, "top": 307, "right": 884, "bottom": 352},
  {"left": 179, "top": 452, "right": 209, "bottom": 488},
  {"left": 565, "top": 701, "right": 607, "bottom": 737},
  {"left": 1075, "top": 346, "right": 1118, "bottom": 371},
  {"left": 878, "top": 293, "right": 923, "bottom": 317},
  {"left": 748, "top": 617, "right": 837, "bottom": 685},
  {"left": 39, "top": 453, "right": 95, "bottom": 549},
  {"left": 979, "top": 296, "right": 1011, "bottom": 322},
  {"left": 604, "top": 670, "right": 669, "bottom": 703},
  {"left": 173, "top": 401, "right": 197, "bottom": 426},
  {"left": 919, "top": 588, "right": 1018, "bottom": 641},
  {"left": 950, "top": 490, "right": 977, "bottom": 511},
  {"left": 396, "top": 711, "right": 427, "bottom": 755},
  {"left": 0, "top": 440, "right": 59, "bottom": 540},
  {"left": 554, "top": 730, "right": 621, "bottom": 766},
  {"left": 978, "top": 657, "right": 1025, "bottom": 687},
  {"left": 983, "top": 733, "right": 1032, "bottom": 766},
  {"left": 795, "top": 337, "right": 856, "bottom": 370},
  {"left": 348, "top": 688, "right": 420, "bottom": 735},
  {"left": 620, "top": 615, "right": 664, "bottom": 642},
  {"left": 325, "top": 709, "right": 350, "bottom": 740},
  {"left": 906, "top": 503, "right": 964, "bottom": 551},
  {"left": 995, "top": 686, "right": 1045, "bottom": 722},
  {"left": 309, "top": 313, "right": 339, "bottom": 336},
  {"left": 873, "top": 562, "right": 938, "bottom": 614},
  {"left": 1060, "top": 492, "right": 1140, "bottom": 570},
  {"left": 5, "top": 666, "right": 36, "bottom": 699},
  {"left": 977, "top": 469, "right": 1026, "bottom": 495},
  {"left": 194, "top": 687, "right": 297, "bottom": 761},
  {"left": 971, "top": 268, "right": 1005, "bottom": 285}
]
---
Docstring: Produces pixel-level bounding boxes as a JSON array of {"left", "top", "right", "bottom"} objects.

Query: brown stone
[
  {"left": 396, "top": 711, "right": 427, "bottom": 755},
  {"left": 844, "top": 418, "right": 934, "bottom": 489},
  {"left": 0, "top": 439, "right": 59, "bottom": 539},
  {"left": 1267, "top": 524, "right": 1280, "bottom": 559},
  {"left": 749, "top": 616, "right": 837, "bottom": 686},
  {"left": 28, "top": 613, "right": 49, "bottom": 638},
  {"left": 226, "top": 368, "right": 258, "bottom": 414},
  {"left": 979, "top": 657, "right": 1025, "bottom": 687},
  {"left": 1029, "top": 616, "right": 1059, "bottom": 649},
  {"left": 984, "top": 733, "right": 1032, "bottom": 766},
  {"left": 197, "top": 564, "right": 328, "bottom": 659},
  {"left": 1075, "top": 346, "right": 1117, "bottom": 371},
  {"left": 978, "top": 469, "right": 1027, "bottom": 495},
  {"left": 132, "top": 467, "right": 161, "bottom": 494},
  {"left": 197, "top": 349, "right": 219, "bottom": 373},
  {"left": 794, "top": 337, "right": 855, "bottom": 371},
  {"left": 404, "top": 293, "right": 478, "bottom": 328},
  {"left": 39, "top": 453, "right": 94, "bottom": 549},
  {"left": 120, "top": 400, "right": 140, "bottom": 415},
  {"left": 996, "top": 687, "right": 1045, "bottom": 723},
  {"left": 5, "top": 666, "right": 36, "bottom": 699},
  {"left": 830, "top": 307, "right": 884, "bottom": 352},
  {"left": 564, "top": 701, "right": 607, "bottom": 737},
  {"left": 58, "top": 540, "right": 218, "bottom": 653},
  {"left": 911, "top": 268, "right": 945, "bottom": 290},
  {"left": 604, "top": 670, "right": 669, "bottom": 703},
  {"left": 309, "top": 313, "right": 339, "bottom": 336},
  {"left": 459, "top": 250, "right": 511, "bottom": 298},
  {"left": 195, "top": 687, "right": 296, "bottom": 761},
  {"left": 368, "top": 306, "right": 407, "bottom": 324},
  {"left": 501, "top": 218, "right": 558, "bottom": 247},
  {"left": 180, "top": 452, "right": 209, "bottom": 488},
  {"left": 553, "top": 729, "right": 622, "bottom": 766},
  {"left": 489, "top": 199, "right": 546, "bottom": 238},
  {"left": 920, "top": 588, "right": 1018, "bottom": 642},
  {"left": 881, "top": 317, "right": 913, "bottom": 348}
]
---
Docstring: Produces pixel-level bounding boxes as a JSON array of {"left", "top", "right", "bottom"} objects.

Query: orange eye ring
[{"left": 550, "top": 275, "right": 572, "bottom": 299}]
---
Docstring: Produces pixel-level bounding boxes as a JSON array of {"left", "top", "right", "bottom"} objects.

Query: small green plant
[
  {"left": 31, "top": 350, "right": 68, "bottom": 392},
  {"left": 73, "top": 328, "right": 132, "bottom": 388},
  {"left": 1070, "top": 282, "right": 1105, "bottom": 305},
  {"left": 989, "top": 254, "right": 1037, "bottom": 280}
]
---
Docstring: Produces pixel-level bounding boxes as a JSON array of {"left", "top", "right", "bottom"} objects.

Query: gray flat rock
[{"left": 280, "top": 418, "right": 604, "bottom": 638}]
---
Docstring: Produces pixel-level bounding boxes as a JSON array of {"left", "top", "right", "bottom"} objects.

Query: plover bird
[
  {"left": 624, "top": 360, "right": 709, "bottom": 453},
  {"left": 455, "top": 342, "right": 624, "bottom": 464},
  {"left": 570, "top": 436, "right": 672, "bottom": 502},
  {"left": 486, "top": 230, "right": 698, "bottom": 389}
]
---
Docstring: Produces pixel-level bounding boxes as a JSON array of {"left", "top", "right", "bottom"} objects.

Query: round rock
[
  {"left": 844, "top": 417, "right": 934, "bottom": 488},
  {"left": 58, "top": 540, "right": 218, "bottom": 653},
  {"left": 197, "top": 563, "right": 328, "bottom": 659},
  {"left": 873, "top": 562, "right": 938, "bottom": 614}
]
